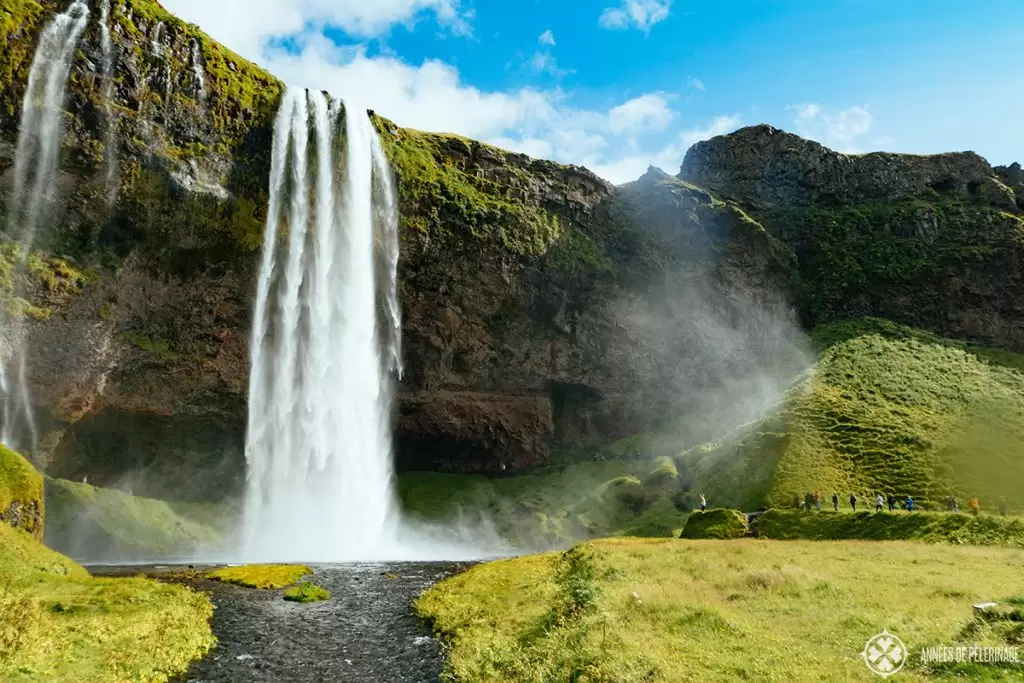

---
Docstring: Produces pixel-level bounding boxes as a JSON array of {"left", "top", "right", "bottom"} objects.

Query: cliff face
[
  {"left": 681, "top": 125, "right": 1024, "bottom": 350},
  {"left": 1, "top": 2, "right": 1021, "bottom": 499},
  {"left": 1, "top": 0, "right": 798, "bottom": 497}
]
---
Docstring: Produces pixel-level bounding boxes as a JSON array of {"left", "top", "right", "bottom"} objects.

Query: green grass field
[
  {"left": 672, "top": 318, "right": 1024, "bottom": 512},
  {"left": 0, "top": 520, "right": 214, "bottom": 682},
  {"left": 417, "top": 537, "right": 1024, "bottom": 682}
]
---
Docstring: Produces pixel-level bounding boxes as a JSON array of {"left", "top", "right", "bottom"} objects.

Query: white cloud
[
  {"left": 608, "top": 94, "right": 676, "bottom": 134},
  {"left": 599, "top": 0, "right": 672, "bottom": 33},
  {"left": 159, "top": 0, "right": 726, "bottom": 185},
  {"left": 538, "top": 29, "right": 556, "bottom": 46},
  {"left": 687, "top": 76, "right": 705, "bottom": 91},
  {"left": 527, "top": 30, "right": 571, "bottom": 77},
  {"left": 791, "top": 103, "right": 873, "bottom": 152},
  {"left": 161, "top": 0, "right": 470, "bottom": 57}
]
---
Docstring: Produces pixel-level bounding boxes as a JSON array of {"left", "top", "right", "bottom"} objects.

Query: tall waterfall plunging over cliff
[
  {"left": 1, "top": 0, "right": 90, "bottom": 450},
  {"left": 241, "top": 89, "right": 404, "bottom": 561}
]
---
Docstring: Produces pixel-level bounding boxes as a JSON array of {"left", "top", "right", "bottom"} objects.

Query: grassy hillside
[
  {"left": 0, "top": 444, "right": 42, "bottom": 538},
  {"left": 752, "top": 509, "right": 1024, "bottom": 547},
  {"left": 675, "top": 318, "right": 1024, "bottom": 512},
  {"left": 417, "top": 538, "right": 1024, "bottom": 682},
  {"left": 45, "top": 478, "right": 229, "bottom": 561},
  {"left": 399, "top": 457, "right": 690, "bottom": 547},
  {"left": 0, "top": 450, "right": 214, "bottom": 681}
]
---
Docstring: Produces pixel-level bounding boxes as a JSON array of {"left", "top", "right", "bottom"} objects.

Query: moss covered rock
[
  {"left": 283, "top": 581, "right": 331, "bottom": 603},
  {"left": 0, "top": 444, "right": 42, "bottom": 539},
  {"left": 679, "top": 509, "right": 750, "bottom": 539}
]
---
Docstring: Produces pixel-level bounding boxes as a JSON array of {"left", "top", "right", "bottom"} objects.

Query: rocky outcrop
[
  {"left": 681, "top": 124, "right": 1016, "bottom": 211},
  {"left": 681, "top": 125, "right": 1024, "bottom": 349}
]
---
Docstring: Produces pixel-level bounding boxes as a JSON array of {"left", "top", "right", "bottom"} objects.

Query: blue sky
[{"left": 163, "top": 0, "right": 1024, "bottom": 183}]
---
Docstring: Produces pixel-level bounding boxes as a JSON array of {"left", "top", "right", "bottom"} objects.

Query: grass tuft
[
  {"left": 282, "top": 581, "right": 330, "bottom": 603},
  {"left": 206, "top": 564, "right": 312, "bottom": 590}
]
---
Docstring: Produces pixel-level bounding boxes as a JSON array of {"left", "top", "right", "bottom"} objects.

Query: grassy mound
[
  {"left": 207, "top": 564, "right": 312, "bottom": 590},
  {"left": 753, "top": 509, "right": 1024, "bottom": 547},
  {"left": 0, "top": 445, "right": 42, "bottom": 539},
  {"left": 283, "top": 582, "right": 330, "bottom": 604},
  {"left": 679, "top": 509, "right": 749, "bottom": 539},
  {"left": 44, "top": 478, "right": 226, "bottom": 561},
  {"left": 399, "top": 459, "right": 689, "bottom": 548},
  {"left": 0, "top": 520, "right": 214, "bottom": 681},
  {"left": 417, "top": 537, "right": 1024, "bottom": 682},
  {"left": 677, "top": 318, "right": 1024, "bottom": 512}
]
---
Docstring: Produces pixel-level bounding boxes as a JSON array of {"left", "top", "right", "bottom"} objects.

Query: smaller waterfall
[
  {"left": 98, "top": 0, "right": 117, "bottom": 197},
  {"left": 151, "top": 21, "right": 164, "bottom": 57},
  {"left": 190, "top": 39, "right": 207, "bottom": 104},
  {"left": 1, "top": 0, "right": 90, "bottom": 450}
]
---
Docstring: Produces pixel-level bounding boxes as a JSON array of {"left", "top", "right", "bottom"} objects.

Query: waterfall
[
  {"left": 241, "top": 89, "right": 404, "bottom": 562},
  {"left": 190, "top": 39, "right": 207, "bottom": 105},
  {"left": 98, "top": 0, "right": 117, "bottom": 197},
  {"left": 1, "top": 0, "right": 90, "bottom": 450},
  {"left": 151, "top": 21, "right": 164, "bottom": 57}
]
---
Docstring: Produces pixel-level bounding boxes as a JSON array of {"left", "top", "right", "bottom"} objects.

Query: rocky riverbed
[{"left": 91, "top": 562, "right": 472, "bottom": 682}]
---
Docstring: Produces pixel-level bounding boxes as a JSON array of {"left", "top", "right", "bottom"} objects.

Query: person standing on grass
[
  {"left": 1000, "top": 498, "right": 1007, "bottom": 516},
  {"left": 850, "top": 493, "right": 857, "bottom": 512},
  {"left": 814, "top": 490, "right": 822, "bottom": 511},
  {"left": 832, "top": 492, "right": 839, "bottom": 512},
  {"left": 699, "top": 493, "right": 707, "bottom": 512},
  {"left": 970, "top": 497, "right": 980, "bottom": 514},
  {"left": 887, "top": 494, "right": 896, "bottom": 512},
  {"left": 952, "top": 497, "right": 959, "bottom": 512},
  {"left": 876, "top": 494, "right": 884, "bottom": 512},
  {"left": 905, "top": 496, "right": 914, "bottom": 511}
]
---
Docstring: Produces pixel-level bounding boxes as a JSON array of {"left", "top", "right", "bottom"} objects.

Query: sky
[{"left": 160, "top": 0, "right": 1024, "bottom": 185}]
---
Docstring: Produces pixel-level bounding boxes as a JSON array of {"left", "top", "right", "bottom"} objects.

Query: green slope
[
  {"left": 0, "top": 447, "right": 214, "bottom": 681},
  {"left": 677, "top": 318, "right": 1024, "bottom": 511}
]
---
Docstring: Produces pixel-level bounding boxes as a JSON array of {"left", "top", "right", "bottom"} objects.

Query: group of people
[{"left": 795, "top": 490, "right": 1007, "bottom": 514}]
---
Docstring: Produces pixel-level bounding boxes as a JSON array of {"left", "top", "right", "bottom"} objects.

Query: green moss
[
  {"left": 374, "top": 119, "right": 562, "bottom": 256},
  {"left": 752, "top": 509, "right": 1024, "bottom": 548},
  {"left": 768, "top": 199, "right": 1024, "bottom": 325},
  {"left": 0, "top": 445, "right": 42, "bottom": 539},
  {"left": 283, "top": 581, "right": 330, "bottom": 603},
  {"left": 207, "top": 564, "right": 312, "bottom": 590},
  {"left": 679, "top": 509, "right": 749, "bottom": 539},
  {"left": 0, "top": 0, "right": 45, "bottom": 121},
  {"left": 44, "top": 478, "right": 223, "bottom": 560},
  {"left": 0, "top": 522, "right": 214, "bottom": 682},
  {"left": 123, "top": 332, "right": 181, "bottom": 361}
]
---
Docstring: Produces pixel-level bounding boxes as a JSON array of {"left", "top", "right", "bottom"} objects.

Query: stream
[{"left": 92, "top": 562, "right": 472, "bottom": 682}]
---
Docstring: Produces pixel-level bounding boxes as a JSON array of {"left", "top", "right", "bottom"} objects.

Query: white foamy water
[
  {"left": 240, "top": 89, "right": 507, "bottom": 563},
  {"left": 2, "top": 0, "right": 90, "bottom": 450},
  {"left": 98, "top": 0, "right": 117, "bottom": 197},
  {"left": 190, "top": 39, "right": 207, "bottom": 104}
]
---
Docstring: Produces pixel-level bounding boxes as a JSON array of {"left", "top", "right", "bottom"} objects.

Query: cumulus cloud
[
  {"left": 162, "top": 0, "right": 470, "bottom": 57},
  {"left": 687, "top": 76, "right": 705, "bottom": 91},
  {"left": 599, "top": 0, "right": 672, "bottom": 33},
  {"left": 608, "top": 94, "right": 676, "bottom": 135},
  {"left": 791, "top": 103, "right": 873, "bottom": 152},
  {"left": 160, "top": 0, "right": 726, "bottom": 184}
]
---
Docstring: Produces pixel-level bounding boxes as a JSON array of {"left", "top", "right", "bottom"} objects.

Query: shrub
[{"left": 679, "top": 509, "right": 750, "bottom": 540}]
